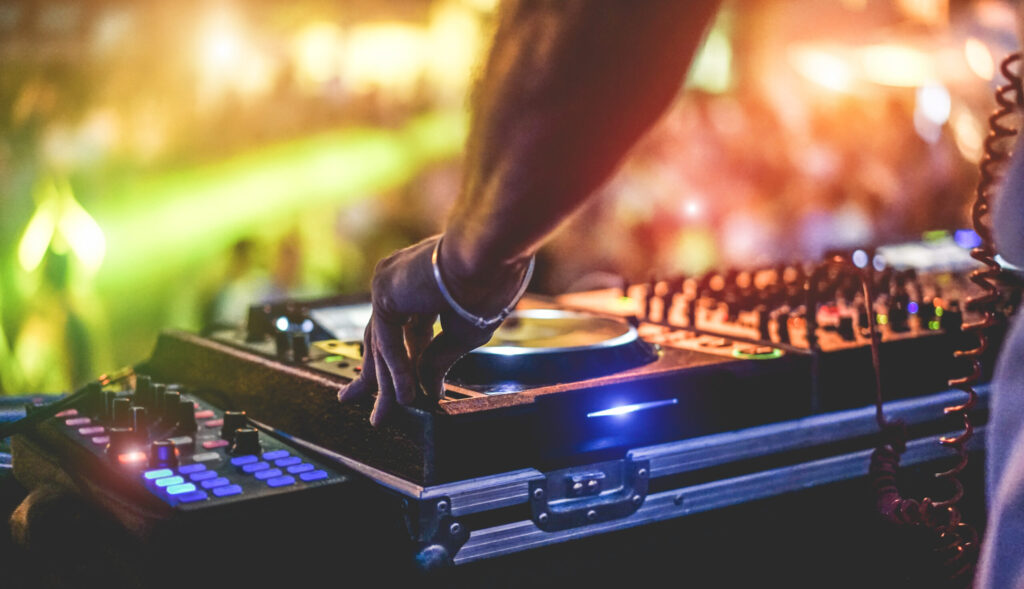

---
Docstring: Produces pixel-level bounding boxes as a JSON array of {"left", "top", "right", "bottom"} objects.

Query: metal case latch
[{"left": 529, "top": 458, "right": 649, "bottom": 531}]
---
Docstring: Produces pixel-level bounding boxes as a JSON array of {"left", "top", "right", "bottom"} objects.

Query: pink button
[
  {"left": 65, "top": 417, "right": 91, "bottom": 426},
  {"left": 78, "top": 426, "right": 105, "bottom": 435},
  {"left": 202, "top": 439, "right": 229, "bottom": 449},
  {"left": 91, "top": 436, "right": 110, "bottom": 445},
  {"left": 204, "top": 419, "right": 224, "bottom": 428},
  {"left": 55, "top": 409, "right": 78, "bottom": 418},
  {"left": 194, "top": 410, "right": 215, "bottom": 419}
]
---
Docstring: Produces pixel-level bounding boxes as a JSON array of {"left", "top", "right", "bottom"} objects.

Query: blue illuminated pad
[
  {"left": 143, "top": 468, "right": 173, "bottom": 480},
  {"left": 274, "top": 456, "right": 301, "bottom": 467},
  {"left": 286, "top": 463, "right": 314, "bottom": 475},
  {"left": 166, "top": 483, "right": 198, "bottom": 495},
  {"left": 176, "top": 490, "right": 209, "bottom": 503},
  {"left": 179, "top": 463, "right": 207, "bottom": 474},
  {"left": 155, "top": 476, "right": 185, "bottom": 488},
  {"left": 266, "top": 476, "right": 295, "bottom": 488},
  {"left": 254, "top": 468, "right": 283, "bottom": 480},
  {"left": 299, "top": 470, "right": 328, "bottom": 482},
  {"left": 212, "top": 484, "right": 243, "bottom": 497},
  {"left": 201, "top": 477, "right": 230, "bottom": 489},
  {"left": 262, "top": 450, "right": 289, "bottom": 461},
  {"left": 190, "top": 470, "right": 218, "bottom": 482},
  {"left": 230, "top": 455, "right": 258, "bottom": 466},
  {"left": 242, "top": 461, "right": 270, "bottom": 473}
]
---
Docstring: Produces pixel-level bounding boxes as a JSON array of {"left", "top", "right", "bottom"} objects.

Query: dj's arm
[{"left": 339, "top": 0, "right": 720, "bottom": 425}]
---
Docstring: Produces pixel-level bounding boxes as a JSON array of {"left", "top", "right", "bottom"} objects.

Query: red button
[
  {"left": 194, "top": 410, "right": 215, "bottom": 419},
  {"left": 202, "top": 439, "right": 229, "bottom": 449},
  {"left": 205, "top": 419, "right": 224, "bottom": 428},
  {"left": 55, "top": 409, "right": 78, "bottom": 418}
]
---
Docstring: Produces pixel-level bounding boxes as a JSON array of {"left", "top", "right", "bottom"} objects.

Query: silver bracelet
[{"left": 431, "top": 235, "right": 535, "bottom": 329}]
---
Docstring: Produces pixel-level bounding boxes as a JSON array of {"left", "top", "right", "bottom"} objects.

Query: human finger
[
  {"left": 369, "top": 337, "right": 398, "bottom": 427},
  {"left": 417, "top": 327, "right": 493, "bottom": 400},
  {"left": 338, "top": 323, "right": 378, "bottom": 403},
  {"left": 373, "top": 314, "right": 417, "bottom": 405},
  {"left": 404, "top": 313, "right": 436, "bottom": 365}
]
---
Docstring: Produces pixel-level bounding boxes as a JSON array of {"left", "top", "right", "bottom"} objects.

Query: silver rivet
[
  {"left": 586, "top": 509, "right": 597, "bottom": 521},
  {"left": 632, "top": 494, "right": 642, "bottom": 505},
  {"left": 532, "top": 488, "right": 544, "bottom": 500},
  {"left": 637, "top": 468, "right": 648, "bottom": 478},
  {"left": 572, "top": 482, "right": 583, "bottom": 492},
  {"left": 674, "top": 494, "right": 685, "bottom": 506},
  {"left": 449, "top": 522, "right": 462, "bottom": 535},
  {"left": 538, "top": 512, "right": 549, "bottom": 524},
  {"left": 587, "top": 480, "right": 598, "bottom": 487},
  {"left": 436, "top": 500, "right": 449, "bottom": 513}
]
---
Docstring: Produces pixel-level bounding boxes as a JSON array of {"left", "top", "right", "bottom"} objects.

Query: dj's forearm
[{"left": 444, "top": 0, "right": 720, "bottom": 280}]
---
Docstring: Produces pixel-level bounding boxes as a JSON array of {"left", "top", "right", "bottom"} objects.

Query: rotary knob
[
  {"left": 229, "top": 427, "right": 261, "bottom": 456},
  {"left": 221, "top": 410, "right": 248, "bottom": 441},
  {"left": 111, "top": 397, "right": 132, "bottom": 428},
  {"left": 149, "top": 440, "right": 178, "bottom": 469},
  {"left": 175, "top": 400, "right": 197, "bottom": 434}
]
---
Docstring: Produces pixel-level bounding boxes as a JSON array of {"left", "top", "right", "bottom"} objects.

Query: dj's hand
[{"left": 337, "top": 235, "right": 530, "bottom": 426}]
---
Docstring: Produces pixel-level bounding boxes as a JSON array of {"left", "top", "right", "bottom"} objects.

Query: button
[
  {"left": 213, "top": 484, "right": 243, "bottom": 497},
  {"left": 190, "top": 470, "right": 218, "bottom": 482},
  {"left": 78, "top": 426, "right": 105, "bottom": 435},
  {"left": 254, "top": 468, "right": 282, "bottom": 480},
  {"left": 175, "top": 490, "right": 208, "bottom": 503},
  {"left": 155, "top": 476, "right": 185, "bottom": 488},
  {"left": 179, "top": 463, "right": 207, "bottom": 474},
  {"left": 201, "top": 477, "right": 230, "bottom": 489},
  {"left": 190, "top": 452, "right": 221, "bottom": 463},
  {"left": 65, "top": 417, "right": 91, "bottom": 426},
  {"left": 230, "top": 455, "right": 259, "bottom": 466},
  {"left": 299, "top": 470, "right": 329, "bottom": 482},
  {"left": 167, "top": 436, "right": 193, "bottom": 446},
  {"left": 143, "top": 468, "right": 174, "bottom": 480},
  {"left": 262, "top": 450, "right": 290, "bottom": 461},
  {"left": 274, "top": 457, "right": 301, "bottom": 467},
  {"left": 286, "top": 463, "right": 315, "bottom": 474},
  {"left": 241, "top": 461, "right": 270, "bottom": 474},
  {"left": 166, "top": 483, "right": 198, "bottom": 495},
  {"left": 55, "top": 409, "right": 78, "bottom": 418},
  {"left": 91, "top": 436, "right": 110, "bottom": 446},
  {"left": 194, "top": 410, "right": 215, "bottom": 419},
  {"left": 204, "top": 419, "right": 223, "bottom": 428},
  {"left": 266, "top": 476, "right": 295, "bottom": 488},
  {"left": 202, "top": 440, "right": 229, "bottom": 450}
]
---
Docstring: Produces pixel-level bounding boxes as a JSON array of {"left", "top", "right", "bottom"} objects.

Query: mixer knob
[
  {"left": 221, "top": 410, "right": 249, "bottom": 441},
  {"left": 111, "top": 397, "right": 132, "bottom": 428},
  {"left": 291, "top": 331, "right": 311, "bottom": 362},
  {"left": 106, "top": 427, "right": 144, "bottom": 463},
  {"left": 133, "top": 375, "right": 153, "bottom": 407},
  {"left": 888, "top": 291, "right": 910, "bottom": 333},
  {"left": 756, "top": 306, "right": 771, "bottom": 341},
  {"left": 100, "top": 390, "right": 117, "bottom": 422},
  {"left": 131, "top": 406, "right": 148, "bottom": 435},
  {"left": 274, "top": 329, "right": 292, "bottom": 361},
  {"left": 159, "top": 390, "right": 182, "bottom": 422},
  {"left": 837, "top": 316, "right": 856, "bottom": 342},
  {"left": 150, "top": 383, "right": 167, "bottom": 412},
  {"left": 149, "top": 440, "right": 178, "bottom": 469},
  {"left": 775, "top": 312, "right": 791, "bottom": 344},
  {"left": 685, "top": 296, "right": 698, "bottom": 327},
  {"left": 229, "top": 427, "right": 261, "bottom": 456},
  {"left": 175, "top": 400, "right": 198, "bottom": 434},
  {"left": 941, "top": 301, "right": 963, "bottom": 332}
]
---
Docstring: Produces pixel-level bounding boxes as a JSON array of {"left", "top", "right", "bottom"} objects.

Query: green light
[
  {"left": 922, "top": 229, "right": 950, "bottom": 242},
  {"left": 731, "top": 348, "right": 784, "bottom": 361},
  {"left": 935, "top": 306, "right": 944, "bottom": 317},
  {"left": 876, "top": 314, "right": 889, "bottom": 326},
  {"left": 17, "top": 201, "right": 57, "bottom": 272},
  {"left": 928, "top": 320, "right": 941, "bottom": 330},
  {"left": 17, "top": 177, "right": 106, "bottom": 273},
  {"left": 324, "top": 355, "right": 345, "bottom": 363}
]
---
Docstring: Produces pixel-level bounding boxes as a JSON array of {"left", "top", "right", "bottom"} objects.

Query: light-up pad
[
  {"left": 155, "top": 476, "right": 185, "bottom": 488},
  {"left": 166, "top": 483, "right": 197, "bottom": 495},
  {"left": 144, "top": 469, "right": 174, "bottom": 480}
]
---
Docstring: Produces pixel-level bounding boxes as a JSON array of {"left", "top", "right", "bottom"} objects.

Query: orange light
[
  {"left": 118, "top": 451, "right": 147, "bottom": 464},
  {"left": 964, "top": 38, "right": 995, "bottom": 81}
]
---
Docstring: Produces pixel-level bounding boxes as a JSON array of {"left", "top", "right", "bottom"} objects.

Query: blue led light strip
[{"left": 586, "top": 398, "right": 678, "bottom": 418}]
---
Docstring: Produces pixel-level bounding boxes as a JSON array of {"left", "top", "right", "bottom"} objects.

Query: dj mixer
[{"left": 5, "top": 236, "right": 1015, "bottom": 580}]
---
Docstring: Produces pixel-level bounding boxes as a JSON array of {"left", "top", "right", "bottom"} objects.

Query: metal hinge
[
  {"left": 403, "top": 495, "right": 470, "bottom": 571},
  {"left": 529, "top": 458, "right": 649, "bottom": 532}
]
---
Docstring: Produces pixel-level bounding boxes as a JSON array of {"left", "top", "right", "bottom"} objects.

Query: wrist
[{"left": 436, "top": 232, "right": 533, "bottom": 317}]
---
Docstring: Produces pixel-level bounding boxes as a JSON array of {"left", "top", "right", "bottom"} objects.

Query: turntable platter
[{"left": 446, "top": 309, "right": 658, "bottom": 392}]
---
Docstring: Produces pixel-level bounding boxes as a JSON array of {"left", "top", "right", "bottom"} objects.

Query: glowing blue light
[
  {"left": 301, "top": 319, "right": 314, "bottom": 333},
  {"left": 586, "top": 398, "right": 678, "bottom": 418},
  {"left": 155, "top": 476, "right": 185, "bottom": 488},
  {"left": 275, "top": 316, "right": 289, "bottom": 331},
  {"left": 143, "top": 468, "right": 173, "bottom": 480},
  {"left": 852, "top": 249, "right": 869, "bottom": 268},
  {"left": 908, "top": 301, "right": 919, "bottom": 314},
  {"left": 166, "top": 483, "right": 198, "bottom": 495},
  {"left": 954, "top": 229, "right": 983, "bottom": 249}
]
